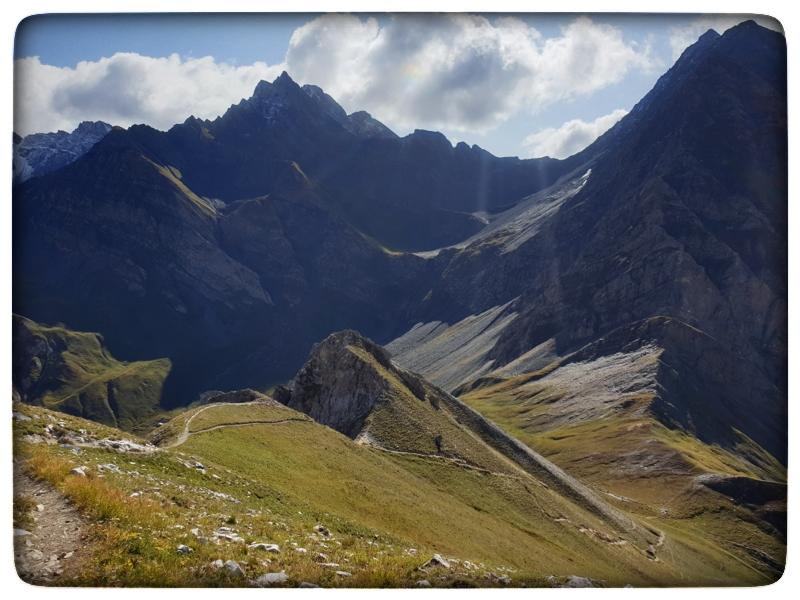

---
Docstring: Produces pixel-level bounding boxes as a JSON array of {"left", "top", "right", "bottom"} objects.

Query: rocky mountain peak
[
  {"left": 251, "top": 72, "right": 301, "bottom": 101},
  {"left": 302, "top": 84, "right": 349, "bottom": 123},
  {"left": 347, "top": 110, "right": 398, "bottom": 139},
  {"left": 409, "top": 128, "right": 451, "bottom": 146},
  {"left": 278, "top": 330, "right": 401, "bottom": 437},
  {"left": 75, "top": 120, "right": 113, "bottom": 136},
  {"left": 316, "top": 329, "right": 393, "bottom": 364},
  {"left": 252, "top": 79, "right": 272, "bottom": 97},
  {"left": 274, "top": 70, "right": 297, "bottom": 87},
  {"left": 695, "top": 28, "right": 721, "bottom": 44},
  {"left": 13, "top": 120, "right": 114, "bottom": 183}
]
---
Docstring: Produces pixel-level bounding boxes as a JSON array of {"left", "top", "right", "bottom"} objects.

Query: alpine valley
[{"left": 12, "top": 21, "right": 787, "bottom": 587}]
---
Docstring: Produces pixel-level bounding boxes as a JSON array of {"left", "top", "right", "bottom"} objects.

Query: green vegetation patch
[{"left": 14, "top": 315, "right": 171, "bottom": 432}]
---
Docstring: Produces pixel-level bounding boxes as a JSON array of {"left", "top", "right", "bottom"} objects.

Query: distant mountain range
[{"left": 13, "top": 120, "right": 112, "bottom": 182}]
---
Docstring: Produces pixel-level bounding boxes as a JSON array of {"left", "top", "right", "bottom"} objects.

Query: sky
[{"left": 13, "top": 13, "right": 782, "bottom": 158}]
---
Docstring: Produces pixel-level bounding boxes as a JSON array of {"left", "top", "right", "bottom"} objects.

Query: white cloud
[
  {"left": 285, "top": 14, "right": 653, "bottom": 133},
  {"left": 14, "top": 14, "right": 654, "bottom": 138},
  {"left": 668, "top": 15, "right": 783, "bottom": 60},
  {"left": 522, "top": 108, "right": 628, "bottom": 159},
  {"left": 14, "top": 53, "right": 284, "bottom": 135}
]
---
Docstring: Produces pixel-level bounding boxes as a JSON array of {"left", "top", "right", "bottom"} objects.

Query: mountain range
[{"left": 12, "top": 20, "right": 787, "bottom": 586}]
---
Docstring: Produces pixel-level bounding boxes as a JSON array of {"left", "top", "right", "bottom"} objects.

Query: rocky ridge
[{"left": 13, "top": 121, "right": 112, "bottom": 183}]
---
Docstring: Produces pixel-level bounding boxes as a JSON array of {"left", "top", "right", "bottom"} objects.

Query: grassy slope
[
  {"left": 460, "top": 379, "right": 786, "bottom": 580},
  {"left": 14, "top": 402, "right": 777, "bottom": 587},
  {"left": 182, "top": 402, "right": 303, "bottom": 432},
  {"left": 346, "top": 345, "right": 518, "bottom": 474},
  {"left": 16, "top": 316, "right": 171, "bottom": 432}
]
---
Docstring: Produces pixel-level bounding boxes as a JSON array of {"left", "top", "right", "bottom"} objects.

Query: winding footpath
[{"left": 164, "top": 401, "right": 311, "bottom": 448}]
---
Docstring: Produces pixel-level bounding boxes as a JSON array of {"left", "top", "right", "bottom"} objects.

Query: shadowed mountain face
[
  {"left": 13, "top": 147, "right": 434, "bottom": 403},
  {"left": 117, "top": 72, "right": 569, "bottom": 251}
]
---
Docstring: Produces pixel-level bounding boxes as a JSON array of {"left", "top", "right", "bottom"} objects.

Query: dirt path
[
  {"left": 166, "top": 403, "right": 218, "bottom": 448},
  {"left": 186, "top": 417, "right": 312, "bottom": 437},
  {"left": 366, "top": 443, "right": 522, "bottom": 478},
  {"left": 13, "top": 467, "right": 88, "bottom": 585},
  {"left": 165, "top": 401, "right": 309, "bottom": 448}
]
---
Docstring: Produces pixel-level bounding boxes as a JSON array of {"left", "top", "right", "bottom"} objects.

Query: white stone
[{"left": 255, "top": 572, "right": 288, "bottom": 586}]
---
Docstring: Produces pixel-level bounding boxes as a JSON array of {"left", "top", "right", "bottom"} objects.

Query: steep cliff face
[{"left": 282, "top": 330, "right": 397, "bottom": 437}]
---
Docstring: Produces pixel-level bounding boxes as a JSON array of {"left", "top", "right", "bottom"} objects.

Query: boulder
[
  {"left": 562, "top": 575, "right": 594, "bottom": 588},
  {"left": 255, "top": 572, "right": 289, "bottom": 586},
  {"left": 249, "top": 542, "right": 280, "bottom": 553},
  {"left": 214, "top": 527, "right": 245, "bottom": 543},
  {"left": 422, "top": 554, "right": 450, "bottom": 569},
  {"left": 224, "top": 560, "right": 245, "bottom": 577}
]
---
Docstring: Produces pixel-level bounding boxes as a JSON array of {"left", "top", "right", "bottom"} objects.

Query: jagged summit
[
  {"left": 302, "top": 83, "right": 349, "bottom": 122},
  {"left": 729, "top": 18, "right": 779, "bottom": 35},
  {"left": 347, "top": 110, "right": 398, "bottom": 139},
  {"left": 409, "top": 128, "right": 451, "bottom": 145},
  {"left": 74, "top": 120, "right": 114, "bottom": 136},
  {"left": 310, "top": 329, "right": 393, "bottom": 363},
  {"left": 696, "top": 28, "right": 721, "bottom": 43},
  {"left": 13, "top": 120, "right": 113, "bottom": 183},
  {"left": 252, "top": 78, "right": 272, "bottom": 97},
  {"left": 252, "top": 70, "right": 299, "bottom": 96},
  {"left": 274, "top": 69, "right": 296, "bottom": 86},
  {"left": 280, "top": 329, "right": 403, "bottom": 438}
]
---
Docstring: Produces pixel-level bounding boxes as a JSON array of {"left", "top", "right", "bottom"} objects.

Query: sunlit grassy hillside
[{"left": 13, "top": 400, "right": 781, "bottom": 587}]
